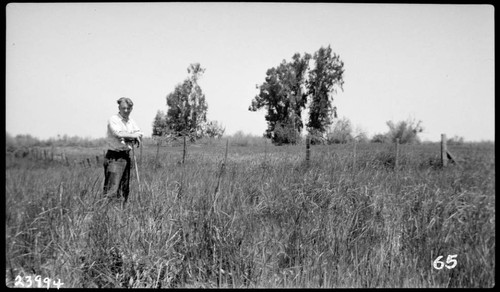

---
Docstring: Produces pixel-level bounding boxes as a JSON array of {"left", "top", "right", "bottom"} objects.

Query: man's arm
[
  {"left": 130, "top": 119, "right": 144, "bottom": 142},
  {"left": 108, "top": 117, "right": 142, "bottom": 140}
]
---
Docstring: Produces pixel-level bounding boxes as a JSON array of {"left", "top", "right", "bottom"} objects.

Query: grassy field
[{"left": 4, "top": 140, "right": 495, "bottom": 288}]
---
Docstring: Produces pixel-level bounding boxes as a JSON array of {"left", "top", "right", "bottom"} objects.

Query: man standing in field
[{"left": 103, "top": 97, "right": 143, "bottom": 207}]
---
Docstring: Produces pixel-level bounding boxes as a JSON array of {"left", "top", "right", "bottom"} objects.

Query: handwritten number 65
[{"left": 433, "top": 254, "right": 458, "bottom": 270}]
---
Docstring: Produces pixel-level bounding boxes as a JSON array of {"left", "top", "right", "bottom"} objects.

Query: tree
[
  {"left": 325, "top": 117, "right": 353, "bottom": 144},
  {"left": 249, "top": 53, "right": 311, "bottom": 144},
  {"left": 306, "top": 45, "right": 344, "bottom": 141},
  {"left": 151, "top": 110, "right": 168, "bottom": 137},
  {"left": 353, "top": 126, "right": 369, "bottom": 143},
  {"left": 200, "top": 120, "right": 225, "bottom": 139},
  {"left": 249, "top": 45, "right": 345, "bottom": 145},
  {"left": 165, "top": 63, "right": 208, "bottom": 137}
]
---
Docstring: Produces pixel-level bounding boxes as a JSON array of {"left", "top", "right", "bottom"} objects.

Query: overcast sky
[{"left": 5, "top": 3, "right": 495, "bottom": 142}]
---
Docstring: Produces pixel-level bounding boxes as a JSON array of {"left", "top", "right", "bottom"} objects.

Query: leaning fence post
[
  {"left": 441, "top": 134, "right": 448, "bottom": 167},
  {"left": 394, "top": 138, "right": 400, "bottom": 170}
]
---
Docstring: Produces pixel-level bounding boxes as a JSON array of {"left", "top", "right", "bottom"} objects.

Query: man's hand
[
  {"left": 122, "top": 133, "right": 142, "bottom": 147},
  {"left": 130, "top": 132, "right": 141, "bottom": 139}
]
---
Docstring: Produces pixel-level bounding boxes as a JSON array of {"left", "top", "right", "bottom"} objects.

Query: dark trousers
[{"left": 103, "top": 150, "right": 131, "bottom": 203}]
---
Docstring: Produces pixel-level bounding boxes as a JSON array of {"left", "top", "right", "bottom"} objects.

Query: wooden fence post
[
  {"left": 394, "top": 138, "right": 400, "bottom": 170},
  {"left": 182, "top": 135, "right": 187, "bottom": 164},
  {"left": 441, "top": 134, "right": 448, "bottom": 167},
  {"left": 353, "top": 139, "right": 357, "bottom": 171},
  {"left": 140, "top": 141, "right": 143, "bottom": 170},
  {"left": 155, "top": 139, "right": 161, "bottom": 168},
  {"left": 63, "top": 153, "right": 69, "bottom": 166},
  {"left": 264, "top": 138, "right": 268, "bottom": 165},
  {"left": 306, "top": 135, "right": 311, "bottom": 167},
  {"left": 224, "top": 139, "right": 229, "bottom": 167}
]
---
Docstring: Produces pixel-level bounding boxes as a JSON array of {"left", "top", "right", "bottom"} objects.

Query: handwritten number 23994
[{"left": 14, "top": 275, "right": 64, "bottom": 289}]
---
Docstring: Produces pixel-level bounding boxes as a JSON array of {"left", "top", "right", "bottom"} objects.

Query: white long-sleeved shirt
[{"left": 106, "top": 113, "right": 144, "bottom": 151}]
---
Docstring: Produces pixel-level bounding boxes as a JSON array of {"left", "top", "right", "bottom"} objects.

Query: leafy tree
[
  {"left": 353, "top": 126, "right": 369, "bottom": 143},
  {"left": 325, "top": 117, "right": 353, "bottom": 144},
  {"left": 386, "top": 118, "right": 423, "bottom": 144},
  {"left": 249, "top": 53, "right": 311, "bottom": 144},
  {"left": 152, "top": 110, "right": 169, "bottom": 137},
  {"left": 306, "top": 45, "right": 344, "bottom": 140},
  {"left": 165, "top": 63, "right": 208, "bottom": 137},
  {"left": 200, "top": 120, "right": 226, "bottom": 139},
  {"left": 249, "top": 45, "right": 345, "bottom": 145}
]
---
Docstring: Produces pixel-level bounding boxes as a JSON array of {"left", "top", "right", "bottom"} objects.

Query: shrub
[
  {"left": 6, "top": 132, "right": 17, "bottom": 152},
  {"left": 228, "top": 131, "right": 267, "bottom": 147},
  {"left": 447, "top": 135, "right": 465, "bottom": 145},
  {"left": 385, "top": 118, "right": 423, "bottom": 144},
  {"left": 371, "top": 133, "right": 388, "bottom": 143}
]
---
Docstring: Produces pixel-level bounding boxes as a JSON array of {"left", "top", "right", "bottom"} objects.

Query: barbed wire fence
[{"left": 6, "top": 133, "right": 459, "bottom": 172}]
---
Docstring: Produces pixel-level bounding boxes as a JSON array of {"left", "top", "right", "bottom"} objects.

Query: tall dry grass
[{"left": 5, "top": 141, "right": 495, "bottom": 288}]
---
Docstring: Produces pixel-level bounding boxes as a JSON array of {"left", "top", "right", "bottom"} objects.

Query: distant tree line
[{"left": 5, "top": 133, "right": 108, "bottom": 151}]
